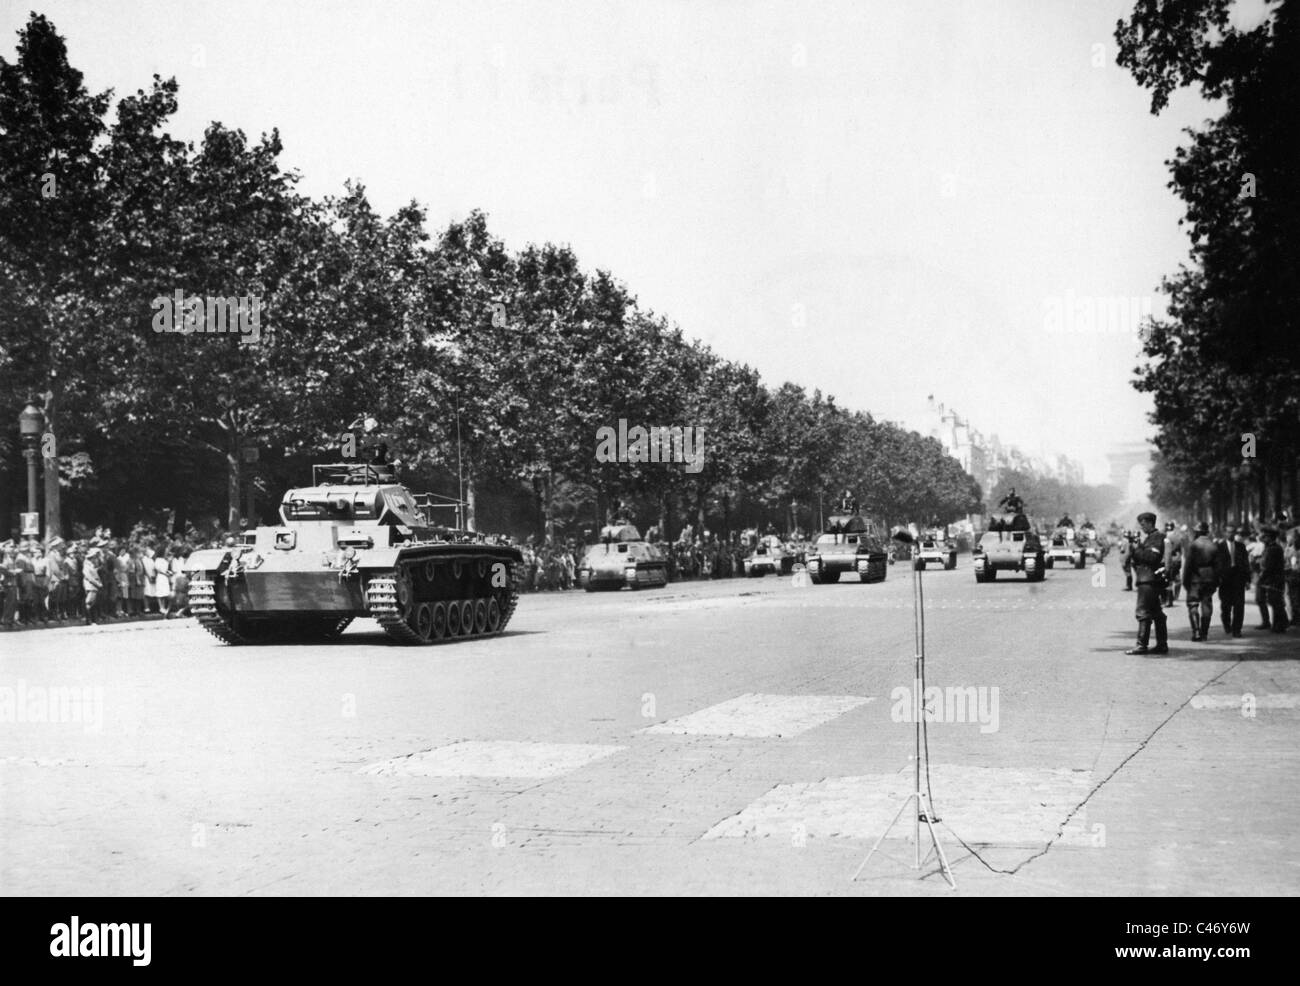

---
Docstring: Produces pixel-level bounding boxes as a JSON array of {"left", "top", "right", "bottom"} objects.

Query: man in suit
[
  {"left": 1216, "top": 524, "right": 1249, "bottom": 638},
  {"left": 1182, "top": 521, "right": 1219, "bottom": 641},
  {"left": 1125, "top": 512, "right": 1169, "bottom": 654}
]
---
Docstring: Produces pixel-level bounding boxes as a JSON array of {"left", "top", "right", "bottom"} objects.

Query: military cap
[
  {"left": 1137, "top": 512, "right": 1157, "bottom": 524},
  {"left": 1193, "top": 521, "right": 1209, "bottom": 536}
]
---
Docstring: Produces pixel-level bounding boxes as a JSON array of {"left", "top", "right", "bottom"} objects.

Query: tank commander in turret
[{"left": 999, "top": 488, "right": 1024, "bottom": 515}]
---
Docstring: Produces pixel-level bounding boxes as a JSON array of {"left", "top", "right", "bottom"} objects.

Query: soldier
[
  {"left": 1125, "top": 512, "right": 1169, "bottom": 655},
  {"left": 1216, "top": 524, "right": 1249, "bottom": 638},
  {"left": 1182, "top": 521, "right": 1219, "bottom": 641}
]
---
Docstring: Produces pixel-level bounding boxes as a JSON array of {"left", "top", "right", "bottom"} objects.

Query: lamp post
[
  {"left": 19, "top": 399, "right": 46, "bottom": 535},
  {"left": 19, "top": 399, "right": 45, "bottom": 509}
]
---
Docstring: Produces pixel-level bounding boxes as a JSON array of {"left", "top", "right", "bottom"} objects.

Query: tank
[
  {"left": 184, "top": 461, "right": 523, "bottom": 644},
  {"left": 804, "top": 506, "right": 889, "bottom": 584},
  {"left": 972, "top": 501, "right": 1044, "bottom": 582},
  {"left": 1044, "top": 526, "right": 1086, "bottom": 569},
  {"left": 741, "top": 530, "right": 794, "bottom": 577},
  {"left": 578, "top": 522, "right": 668, "bottom": 591},
  {"left": 914, "top": 529, "right": 958, "bottom": 571}
]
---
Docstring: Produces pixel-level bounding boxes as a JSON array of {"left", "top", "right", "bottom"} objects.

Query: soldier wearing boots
[
  {"left": 1125, "top": 512, "right": 1169, "bottom": 654},
  {"left": 1182, "top": 521, "right": 1219, "bottom": 641}
]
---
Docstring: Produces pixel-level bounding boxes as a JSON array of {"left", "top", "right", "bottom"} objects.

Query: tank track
[
  {"left": 189, "top": 578, "right": 250, "bottom": 645},
  {"left": 366, "top": 557, "right": 523, "bottom": 646}
]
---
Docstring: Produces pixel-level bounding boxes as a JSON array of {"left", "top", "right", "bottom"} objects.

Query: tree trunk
[
  {"left": 1271, "top": 454, "right": 1283, "bottom": 522},
  {"left": 695, "top": 486, "right": 706, "bottom": 535},
  {"left": 658, "top": 494, "right": 668, "bottom": 543},
  {"left": 544, "top": 470, "right": 555, "bottom": 542},
  {"left": 42, "top": 384, "right": 62, "bottom": 538},
  {"left": 227, "top": 447, "right": 242, "bottom": 531}
]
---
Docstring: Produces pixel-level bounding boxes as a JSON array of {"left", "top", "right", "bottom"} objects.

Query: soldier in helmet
[
  {"left": 1125, "top": 512, "right": 1169, "bottom": 655},
  {"left": 1181, "top": 520, "right": 1219, "bottom": 641}
]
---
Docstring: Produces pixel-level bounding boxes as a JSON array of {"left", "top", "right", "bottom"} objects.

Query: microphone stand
[{"left": 853, "top": 530, "right": 956, "bottom": 888}]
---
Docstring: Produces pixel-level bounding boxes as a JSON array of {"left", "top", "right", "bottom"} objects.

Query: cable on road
[{"left": 936, "top": 658, "right": 1246, "bottom": 877}]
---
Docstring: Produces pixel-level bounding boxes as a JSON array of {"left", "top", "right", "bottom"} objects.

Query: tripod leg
[
  {"left": 920, "top": 804, "right": 957, "bottom": 889},
  {"left": 852, "top": 792, "right": 916, "bottom": 881}
]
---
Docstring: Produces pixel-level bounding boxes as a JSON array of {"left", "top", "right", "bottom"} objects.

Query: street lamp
[{"left": 19, "top": 399, "right": 46, "bottom": 518}]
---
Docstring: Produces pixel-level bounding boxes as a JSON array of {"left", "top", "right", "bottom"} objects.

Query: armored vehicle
[
  {"left": 578, "top": 522, "right": 668, "bottom": 591},
  {"left": 185, "top": 462, "right": 522, "bottom": 644},
  {"left": 742, "top": 532, "right": 794, "bottom": 577},
  {"left": 972, "top": 510, "right": 1045, "bottom": 582},
  {"left": 914, "top": 532, "right": 958, "bottom": 571},
  {"left": 1044, "top": 527, "right": 1086, "bottom": 569},
  {"left": 805, "top": 510, "right": 889, "bottom": 584}
]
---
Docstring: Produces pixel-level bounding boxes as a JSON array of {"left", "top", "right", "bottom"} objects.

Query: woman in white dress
[
  {"left": 154, "top": 550, "right": 172, "bottom": 617},
  {"left": 142, "top": 546, "right": 159, "bottom": 614}
]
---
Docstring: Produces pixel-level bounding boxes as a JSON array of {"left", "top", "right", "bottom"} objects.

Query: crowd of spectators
[{"left": 1, "top": 526, "right": 203, "bottom": 630}]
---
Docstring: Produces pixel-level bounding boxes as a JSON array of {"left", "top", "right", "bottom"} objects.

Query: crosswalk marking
[
  {"left": 642, "top": 693, "right": 873, "bottom": 738},
  {"left": 703, "top": 765, "right": 1096, "bottom": 846}
]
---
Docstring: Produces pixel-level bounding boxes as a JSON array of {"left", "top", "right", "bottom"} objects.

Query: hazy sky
[{"left": 5, "top": 0, "right": 1254, "bottom": 483}]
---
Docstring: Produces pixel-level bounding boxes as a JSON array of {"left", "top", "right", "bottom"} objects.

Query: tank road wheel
[
  {"left": 452, "top": 561, "right": 464, "bottom": 581},
  {"left": 460, "top": 600, "right": 477, "bottom": 635},
  {"left": 473, "top": 598, "right": 489, "bottom": 634},
  {"left": 486, "top": 597, "right": 503, "bottom": 633},
  {"left": 446, "top": 601, "right": 463, "bottom": 637},
  {"left": 431, "top": 602, "right": 448, "bottom": 640},
  {"left": 476, "top": 559, "right": 487, "bottom": 579},
  {"left": 414, "top": 603, "right": 435, "bottom": 642},
  {"left": 423, "top": 560, "right": 437, "bottom": 582}
]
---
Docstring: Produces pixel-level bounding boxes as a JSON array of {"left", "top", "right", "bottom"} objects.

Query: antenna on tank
[{"left": 456, "top": 399, "right": 464, "bottom": 531}]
